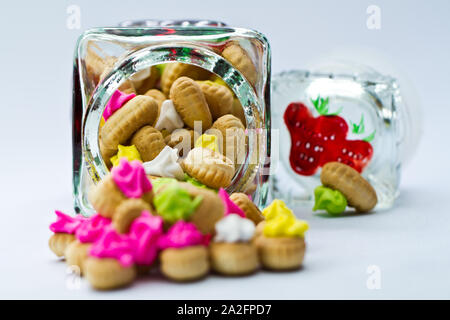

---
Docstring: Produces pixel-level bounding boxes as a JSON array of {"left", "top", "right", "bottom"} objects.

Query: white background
[{"left": 0, "top": 0, "right": 449, "bottom": 299}]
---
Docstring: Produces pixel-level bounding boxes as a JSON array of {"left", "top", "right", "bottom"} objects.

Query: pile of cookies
[
  {"left": 86, "top": 41, "right": 257, "bottom": 191},
  {"left": 49, "top": 159, "right": 309, "bottom": 290}
]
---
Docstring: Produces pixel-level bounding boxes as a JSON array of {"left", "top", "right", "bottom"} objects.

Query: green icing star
[
  {"left": 313, "top": 186, "right": 347, "bottom": 216},
  {"left": 153, "top": 183, "right": 203, "bottom": 223}
]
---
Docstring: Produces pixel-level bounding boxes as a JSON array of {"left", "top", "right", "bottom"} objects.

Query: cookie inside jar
[{"left": 98, "top": 61, "right": 250, "bottom": 194}]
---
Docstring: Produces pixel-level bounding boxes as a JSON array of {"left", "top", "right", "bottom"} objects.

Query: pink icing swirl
[
  {"left": 128, "top": 211, "right": 164, "bottom": 265},
  {"left": 75, "top": 214, "right": 111, "bottom": 243},
  {"left": 111, "top": 158, "right": 152, "bottom": 199},
  {"left": 218, "top": 188, "right": 246, "bottom": 218},
  {"left": 103, "top": 90, "right": 136, "bottom": 121},
  {"left": 49, "top": 211, "right": 87, "bottom": 234},
  {"left": 88, "top": 211, "right": 163, "bottom": 267},
  {"left": 89, "top": 227, "right": 135, "bottom": 267},
  {"left": 158, "top": 221, "right": 210, "bottom": 249}
]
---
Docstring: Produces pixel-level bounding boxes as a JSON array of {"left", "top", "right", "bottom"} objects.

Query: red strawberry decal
[{"left": 284, "top": 97, "right": 374, "bottom": 176}]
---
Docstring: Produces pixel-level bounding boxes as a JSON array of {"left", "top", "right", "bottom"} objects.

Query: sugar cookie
[
  {"left": 229, "top": 193, "right": 264, "bottom": 225},
  {"left": 48, "top": 233, "right": 76, "bottom": 258},
  {"left": 113, "top": 198, "right": 151, "bottom": 234},
  {"left": 170, "top": 77, "right": 212, "bottom": 130},
  {"left": 196, "top": 80, "right": 233, "bottom": 120},
  {"left": 211, "top": 114, "right": 246, "bottom": 163},
  {"left": 181, "top": 147, "right": 235, "bottom": 189},
  {"left": 130, "top": 125, "right": 166, "bottom": 162},
  {"left": 65, "top": 240, "right": 91, "bottom": 274},
  {"left": 222, "top": 42, "right": 257, "bottom": 86},
  {"left": 160, "top": 246, "right": 209, "bottom": 282},
  {"left": 100, "top": 95, "right": 158, "bottom": 167},
  {"left": 161, "top": 62, "right": 211, "bottom": 95},
  {"left": 84, "top": 257, "right": 137, "bottom": 290},
  {"left": 320, "top": 162, "right": 377, "bottom": 212}
]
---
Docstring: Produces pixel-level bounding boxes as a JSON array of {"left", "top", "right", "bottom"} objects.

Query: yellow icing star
[
  {"left": 100, "top": 117, "right": 105, "bottom": 129},
  {"left": 263, "top": 214, "right": 309, "bottom": 238},
  {"left": 261, "top": 199, "right": 309, "bottom": 238},
  {"left": 262, "top": 199, "right": 295, "bottom": 220},
  {"left": 110, "top": 145, "right": 142, "bottom": 167},
  {"left": 195, "top": 134, "right": 219, "bottom": 153}
]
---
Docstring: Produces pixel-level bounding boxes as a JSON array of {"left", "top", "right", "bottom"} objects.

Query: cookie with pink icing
[
  {"left": 158, "top": 221, "right": 210, "bottom": 281},
  {"left": 50, "top": 210, "right": 88, "bottom": 234},
  {"left": 75, "top": 213, "right": 111, "bottom": 243},
  {"left": 88, "top": 158, "right": 154, "bottom": 220},
  {"left": 103, "top": 90, "right": 136, "bottom": 121},
  {"left": 158, "top": 221, "right": 210, "bottom": 249},
  {"left": 48, "top": 210, "right": 88, "bottom": 258}
]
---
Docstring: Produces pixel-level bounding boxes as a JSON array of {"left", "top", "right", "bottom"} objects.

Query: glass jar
[
  {"left": 72, "top": 20, "right": 271, "bottom": 216},
  {"left": 271, "top": 63, "right": 420, "bottom": 209}
]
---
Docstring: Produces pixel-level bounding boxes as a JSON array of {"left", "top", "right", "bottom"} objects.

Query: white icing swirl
[
  {"left": 214, "top": 214, "right": 255, "bottom": 243},
  {"left": 154, "top": 100, "right": 184, "bottom": 133},
  {"left": 142, "top": 146, "right": 184, "bottom": 180}
]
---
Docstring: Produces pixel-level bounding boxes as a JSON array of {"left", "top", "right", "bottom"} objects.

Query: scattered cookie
[
  {"left": 65, "top": 240, "right": 91, "bottom": 274},
  {"left": 158, "top": 221, "right": 210, "bottom": 281},
  {"left": 181, "top": 147, "right": 235, "bottom": 189},
  {"left": 164, "top": 128, "right": 194, "bottom": 157},
  {"left": 48, "top": 233, "right": 76, "bottom": 258},
  {"left": 113, "top": 198, "right": 151, "bottom": 234},
  {"left": 210, "top": 214, "right": 259, "bottom": 275},
  {"left": 89, "top": 159, "right": 153, "bottom": 218},
  {"left": 161, "top": 62, "right": 211, "bottom": 95},
  {"left": 211, "top": 114, "right": 246, "bottom": 163},
  {"left": 144, "top": 88, "right": 166, "bottom": 108},
  {"left": 256, "top": 199, "right": 308, "bottom": 270},
  {"left": 320, "top": 162, "right": 377, "bottom": 212},
  {"left": 222, "top": 42, "right": 257, "bottom": 86},
  {"left": 100, "top": 95, "right": 158, "bottom": 167},
  {"left": 84, "top": 257, "right": 137, "bottom": 290},
  {"left": 229, "top": 192, "right": 265, "bottom": 224},
  {"left": 130, "top": 125, "right": 166, "bottom": 162},
  {"left": 170, "top": 76, "right": 212, "bottom": 130},
  {"left": 196, "top": 80, "right": 233, "bottom": 120}
]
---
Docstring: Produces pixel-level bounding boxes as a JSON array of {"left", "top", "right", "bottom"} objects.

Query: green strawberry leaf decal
[
  {"left": 311, "top": 95, "right": 343, "bottom": 116},
  {"left": 351, "top": 114, "right": 365, "bottom": 134},
  {"left": 363, "top": 130, "right": 376, "bottom": 142}
]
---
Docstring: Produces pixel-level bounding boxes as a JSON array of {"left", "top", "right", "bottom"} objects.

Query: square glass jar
[
  {"left": 72, "top": 22, "right": 271, "bottom": 215},
  {"left": 271, "top": 64, "right": 417, "bottom": 209}
]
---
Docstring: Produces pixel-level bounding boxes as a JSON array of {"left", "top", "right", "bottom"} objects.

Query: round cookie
[
  {"left": 170, "top": 77, "right": 212, "bottom": 130},
  {"left": 320, "top": 162, "right": 378, "bottom": 212},
  {"left": 65, "top": 240, "right": 91, "bottom": 275},
  {"left": 160, "top": 246, "right": 209, "bottom": 282},
  {"left": 84, "top": 257, "right": 137, "bottom": 290},
  {"left": 255, "top": 236, "right": 306, "bottom": 271},
  {"left": 209, "top": 242, "right": 259, "bottom": 276},
  {"left": 48, "top": 233, "right": 76, "bottom": 258}
]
